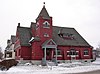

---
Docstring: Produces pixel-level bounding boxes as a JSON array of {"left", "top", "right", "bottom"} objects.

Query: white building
[{"left": 4, "top": 35, "right": 16, "bottom": 59}]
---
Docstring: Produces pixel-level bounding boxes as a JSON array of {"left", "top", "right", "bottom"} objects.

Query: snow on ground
[
  {"left": 0, "top": 58, "right": 100, "bottom": 74},
  {"left": 92, "top": 58, "right": 100, "bottom": 64}
]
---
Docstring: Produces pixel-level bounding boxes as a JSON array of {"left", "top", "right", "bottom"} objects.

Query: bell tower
[{"left": 35, "top": 3, "right": 53, "bottom": 43}]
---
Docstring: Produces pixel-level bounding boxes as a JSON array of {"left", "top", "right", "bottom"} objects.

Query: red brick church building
[{"left": 10, "top": 5, "right": 93, "bottom": 65}]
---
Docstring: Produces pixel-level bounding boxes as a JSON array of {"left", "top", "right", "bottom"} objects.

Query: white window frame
[
  {"left": 67, "top": 50, "right": 79, "bottom": 57},
  {"left": 43, "top": 21, "right": 50, "bottom": 28},
  {"left": 44, "top": 33, "right": 49, "bottom": 37},
  {"left": 84, "top": 49, "right": 89, "bottom": 56}
]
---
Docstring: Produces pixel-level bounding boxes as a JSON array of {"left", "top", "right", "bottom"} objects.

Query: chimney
[
  {"left": 7, "top": 40, "right": 11, "bottom": 44},
  {"left": 18, "top": 23, "right": 20, "bottom": 27},
  {"left": 31, "top": 22, "right": 33, "bottom": 25}
]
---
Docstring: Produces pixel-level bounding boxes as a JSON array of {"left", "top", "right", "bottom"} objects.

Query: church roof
[
  {"left": 52, "top": 26, "right": 90, "bottom": 46},
  {"left": 17, "top": 26, "right": 32, "bottom": 46},
  {"left": 17, "top": 25, "right": 91, "bottom": 47},
  {"left": 17, "top": 26, "right": 41, "bottom": 46},
  {"left": 36, "top": 6, "right": 50, "bottom": 20},
  {"left": 42, "top": 39, "right": 57, "bottom": 48},
  {"left": 11, "top": 35, "right": 16, "bottom": 44}
]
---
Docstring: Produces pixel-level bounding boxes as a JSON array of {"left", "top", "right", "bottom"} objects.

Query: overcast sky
[{"left": 0, "top": 0, "right": 100, "bottom": 50}]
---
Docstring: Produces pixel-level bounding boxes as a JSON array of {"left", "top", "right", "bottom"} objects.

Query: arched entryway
[{"left": 42, "top": 39, "right": 58, "bottom": 65}]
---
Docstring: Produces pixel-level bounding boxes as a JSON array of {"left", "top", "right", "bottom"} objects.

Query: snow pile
[
  {"left": 92, "top": 58, "right": 100, "bottom": 64},
  {"left": 0, "top": 58, "right": 100, "bottom": 74}
]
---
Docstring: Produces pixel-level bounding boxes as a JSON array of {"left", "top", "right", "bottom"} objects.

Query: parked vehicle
[{"left": 0, "top": 59, "right": 18, "bottom": 71}]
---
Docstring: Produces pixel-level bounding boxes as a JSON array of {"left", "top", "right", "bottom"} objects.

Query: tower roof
[
  {"left": 36, "top": 5, "right": 50, "bottom": 20},
  {"left": 11, "top": 35, "right": 16, "bottom": 44}
]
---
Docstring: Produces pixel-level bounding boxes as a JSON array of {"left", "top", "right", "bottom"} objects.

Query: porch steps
[
  {"left": 47, "top": 61, "right": 56, "bottom": 66},
  {"left": 41, "top": 58, "right": 58, "bottom": 66}
]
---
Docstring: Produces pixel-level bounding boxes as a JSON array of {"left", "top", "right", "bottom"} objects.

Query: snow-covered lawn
[{"left": 0, "top": 58, "right": 100, "bottom": 74}]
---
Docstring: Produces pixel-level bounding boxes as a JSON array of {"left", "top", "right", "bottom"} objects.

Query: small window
[
  {"left": 70, "top": 49, "right": 76, "bottom": 55},
  {"left": 9, "top": 52, "right": 12, "bottom": 57},
  {"left": 54, "top": 49, "right": 62, "bottom": 57},
  {"left": 67, "top": 49, "right": 78, "bottom": 56},
  {"left": 84, "top": 49, "right": 89, "bottom": 55},
  {"left": 57, "top": 50, "right": 62, "bottom": 55},
  {"left": 54, "top": 49, "right": 62, "bottom": 55},
  {"left": 44, "top": 33, "right": 49, "bottom": 37},
  {"left": 43, "top": 21, "right": 50, "bottom": 28},
  {"left": 67, "top": 51, "right": 71, "bottom": 55},
  {"left": 6, "top": 52, "right": 12, "bottom": 58},
  {"left": 36, "top": 22, "right": 39, "bottom": 30}
]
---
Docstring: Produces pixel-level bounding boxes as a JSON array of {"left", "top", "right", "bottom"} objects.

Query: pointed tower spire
[{"left": 36, "top": 2, "right": 50, "bottom": 21}]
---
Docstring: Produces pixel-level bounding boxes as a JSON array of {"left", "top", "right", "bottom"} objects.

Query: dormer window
[
  {"left": 58, "top": 33, "right": 75, "bottom": 40},
  {"left": 58, "top": 29, "right": 75, "bottom": 40},
  {"left": 44, "top": 33, "right": 49, "bottom": 37},
  {"left": 43, "top": 21, "right": 50, "bottom": 28}
]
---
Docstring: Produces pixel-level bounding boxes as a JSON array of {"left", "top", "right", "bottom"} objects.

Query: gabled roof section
[
  {"left": 52, "top": 26, "right": 91, "bottom": 47},
  {"left": 11, "top": 35, "right": 16, "bottom": 44},
  {"left": 17, "top": 26, "right": 32, "bottom": 46},
  {"left": 42, "top": 39, "right": 57, "bottom": 48},
  {"left": 36, "top": 6, "right": 50, "bottom": 20}
]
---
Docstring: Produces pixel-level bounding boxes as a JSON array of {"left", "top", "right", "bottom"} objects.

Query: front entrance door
[{"left": 46, "top": 48, "right": 53, "bottom": 60}]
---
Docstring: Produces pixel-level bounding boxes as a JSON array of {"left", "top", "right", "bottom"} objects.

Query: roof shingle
[
  {"left": 17, "top": 25, "right": 91, "bottom": 47},
  {"left": 17, "top": 27, "right": 32, "bottom": 46},
  {"left": 52, "top": 26, "right": 90, "bottom": 46}
]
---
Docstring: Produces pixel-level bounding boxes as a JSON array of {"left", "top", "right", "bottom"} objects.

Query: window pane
[
  {"left": 67, "top": 49, "right": 78, "bottom": 56},
  {"left": 84, "top": 49, "right": 89, "bottom": 55},
  {"left": 44, "top": 33, "right": 49, "bottom": 37},
  {"left": 54, "top": 49, "right": 61, "bottom": 55},
  {"left": 43, "top": 21, "right": 50, "bottom": 28}
]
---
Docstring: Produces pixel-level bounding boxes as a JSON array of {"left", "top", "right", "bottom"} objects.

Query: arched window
[{"left": 43, "top": 21, "right": 50, "bottom": 28}]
